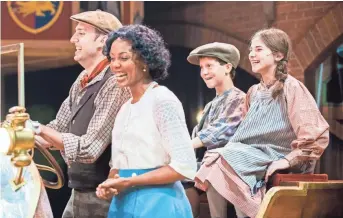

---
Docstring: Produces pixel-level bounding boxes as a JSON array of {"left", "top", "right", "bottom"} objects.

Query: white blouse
[{"left": 111, "top": 84, "right": 197, "bottom": 179}]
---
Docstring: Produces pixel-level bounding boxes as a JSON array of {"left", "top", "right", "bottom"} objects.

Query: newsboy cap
[
  {"left": 70, "top": 10, "right": 122, "bottom": 34},
  {"left": 187, "top": 42, "right": 240, "bottom": 68}
]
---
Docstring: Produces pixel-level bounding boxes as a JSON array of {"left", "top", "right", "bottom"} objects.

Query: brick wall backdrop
[{"left": 145, "top": 1, "right": 343, "bottom": 82}]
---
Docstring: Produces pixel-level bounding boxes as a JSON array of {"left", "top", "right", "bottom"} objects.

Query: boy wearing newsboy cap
[{"left": 183, "top": 42, "right": 246, "bottom": 218}]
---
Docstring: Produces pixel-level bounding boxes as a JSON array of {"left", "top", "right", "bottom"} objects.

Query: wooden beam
[
  {"left": 1, "top": 56, "right": 76, "bottom": 75},
  {"left": 1, "top": 40, "right": 76, "bottom": 74},
  {"left": 120, "top": 1, "right": 144, "bottom": 25}
]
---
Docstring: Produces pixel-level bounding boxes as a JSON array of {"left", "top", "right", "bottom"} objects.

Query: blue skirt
[{"left": 108, "top": 169, "right": 193, "bottom": 218}]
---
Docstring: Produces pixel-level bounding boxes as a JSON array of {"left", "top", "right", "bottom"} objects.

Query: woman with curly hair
[
  {"left": 96, "top": 24, "right": 196, "bottom": 218},
  {"left": 194, "top": 28, "right": 330, "bottom": 218}
]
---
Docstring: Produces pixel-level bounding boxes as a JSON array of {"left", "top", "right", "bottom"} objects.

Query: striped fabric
[
  {"left": 195, "top": 75, "right": 330, "bottom": 218},
  {"left": 219, "top": 85, "right": 297, "bottom": 193}
]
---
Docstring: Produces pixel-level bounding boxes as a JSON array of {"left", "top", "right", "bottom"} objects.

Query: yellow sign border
[{"left": 7, "top": 1, "right": 64, "bottom": 34}]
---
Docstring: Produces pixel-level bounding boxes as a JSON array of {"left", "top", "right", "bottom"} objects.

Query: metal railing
[{"left": 0, "top": 43, "right": 25, "bottom": 120}]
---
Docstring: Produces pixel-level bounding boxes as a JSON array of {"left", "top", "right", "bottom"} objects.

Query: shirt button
[{"left": 131, "top": 173, "right": 137, "bottom": 177}]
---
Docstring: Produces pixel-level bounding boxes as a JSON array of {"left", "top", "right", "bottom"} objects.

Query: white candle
[{"left": 0, "top": 128, "right": 11, "bottom": 153}]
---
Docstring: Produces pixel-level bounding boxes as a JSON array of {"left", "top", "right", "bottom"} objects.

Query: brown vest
[{"left": 67, "top": 68, "right": 112, "bottom": 190}]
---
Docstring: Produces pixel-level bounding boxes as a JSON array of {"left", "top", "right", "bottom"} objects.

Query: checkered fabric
[{"left": 47, "top": 66, "right": 131, "bottom": 164}]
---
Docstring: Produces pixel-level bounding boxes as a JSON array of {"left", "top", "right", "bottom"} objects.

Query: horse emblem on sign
[{"left": 7, "top": 1, "right": 64, "bottom": 34}]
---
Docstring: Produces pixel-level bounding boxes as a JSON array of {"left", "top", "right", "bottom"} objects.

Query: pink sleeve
[{"left": 284, "top": 76, "right": 329, "bottom": 167}]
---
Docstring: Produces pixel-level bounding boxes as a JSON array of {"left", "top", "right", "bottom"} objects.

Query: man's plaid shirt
[{"left": 47, "top": 65, "right": 131, "bottom": 164}]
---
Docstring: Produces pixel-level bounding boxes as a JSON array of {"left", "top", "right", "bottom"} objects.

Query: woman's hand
[
  {"left": 96, "top": 174, "right": 120, "bottom": 200},
  {"left": 98, "top": 174, "right": 131, "bottom": 194},
  {"left": 96, "top": 185, "right": 118, "bottom": 200},
  {"left": 265, "top": 158, "right": 290, "bottom": 182}
]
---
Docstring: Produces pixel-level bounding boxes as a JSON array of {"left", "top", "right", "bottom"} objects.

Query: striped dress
[{"left": 195, "top": 75, "right": 329, "bottom": 218}]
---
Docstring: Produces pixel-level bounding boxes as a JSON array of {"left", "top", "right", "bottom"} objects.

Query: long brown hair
[{"left": 251, "top": 28, "right": 291, "bottom": 98}]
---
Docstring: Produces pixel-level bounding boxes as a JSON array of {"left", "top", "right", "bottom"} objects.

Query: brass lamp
[
  {"left": 0, "top": 106, "right": 35, "bottom": 190},
  {"left": 0, "top": 106, "right": 64, "bottom": 191}
]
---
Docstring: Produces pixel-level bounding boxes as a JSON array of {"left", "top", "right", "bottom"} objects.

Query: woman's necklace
[{"left": 261, "top": 79, "right": 277, "bottom": 89}]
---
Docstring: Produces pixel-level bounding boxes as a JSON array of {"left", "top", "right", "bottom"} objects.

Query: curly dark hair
[{"left": 103, "top": 24, "right": 171, "bottom": 81}]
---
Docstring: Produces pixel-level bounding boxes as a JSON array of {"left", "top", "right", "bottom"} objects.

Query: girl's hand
[{"left": 265, "top": 158, "right": 290, "bottom": 182}]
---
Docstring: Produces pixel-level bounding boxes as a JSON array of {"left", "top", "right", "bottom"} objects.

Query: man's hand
[
  {"left": 265, "top": 158, "right": 290, "bottom": 182},
  {"left": 33, "top": 125, "right": 64, "bottom": 150},
  {"left": 35, "top": 135, "right": 53, "bottom": 149},
  {"left": 25, "top": 120, "right": 42, "bottom": 135}
]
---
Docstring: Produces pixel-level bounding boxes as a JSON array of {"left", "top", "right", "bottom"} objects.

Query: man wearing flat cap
[
  {"left": 32, "top": 10, "right": 131, "bottom": 217},
  {"left": 183, "top": 42, "right": 246, "bottom": 218}
]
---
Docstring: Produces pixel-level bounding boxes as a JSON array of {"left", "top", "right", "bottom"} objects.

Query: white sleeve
[{"left": 154, "top": 99, "right": 197, "bottom": 180}]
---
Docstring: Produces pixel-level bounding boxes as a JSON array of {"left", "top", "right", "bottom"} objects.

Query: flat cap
[
  {"left": 187, "top": 42, "right": 240, "bottom": 68},
  {"left": 70, "top": 10, "right": 122, "bottom": 34}
]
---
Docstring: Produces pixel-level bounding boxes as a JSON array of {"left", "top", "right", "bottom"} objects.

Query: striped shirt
[{"left": 47, "top": 65, "right": 131, "bottom": 164}]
